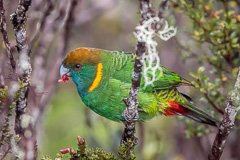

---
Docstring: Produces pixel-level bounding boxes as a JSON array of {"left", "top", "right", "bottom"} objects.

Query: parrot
[{"left": 59, "top": 47, "right": 218, "bottom": 126}]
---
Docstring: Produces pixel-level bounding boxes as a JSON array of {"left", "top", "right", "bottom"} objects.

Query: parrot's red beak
[{"left": 59, "top": 65, "right": 71, "bottom": 83}]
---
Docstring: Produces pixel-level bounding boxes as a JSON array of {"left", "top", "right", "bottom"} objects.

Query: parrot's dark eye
[{"left": 75, "top": 64, "right": 81, "bottom": 70}]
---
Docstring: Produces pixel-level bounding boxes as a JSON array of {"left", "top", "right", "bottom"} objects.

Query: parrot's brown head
[
  {"left": 59, "top": 48, "right": 103, "bottom": 96},
  {"left": 62, "top": 48, "right": 101, "bottom": 68}
]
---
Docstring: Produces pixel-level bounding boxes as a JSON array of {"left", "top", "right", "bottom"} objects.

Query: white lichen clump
[
  {"left": 133, "top": 16, "right": 177, "bottom": 88},
  {"left": 19, "top": 53, "right": 31, "bottom": 71}
]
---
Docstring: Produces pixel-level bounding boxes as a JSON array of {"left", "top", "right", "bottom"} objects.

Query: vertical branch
[
  {"left": 208, "top": 67, "right": 240, "bottom": 160},
  {"left": 10, "top": 0, "right": 32, "bottom": 135},
  {"left": 0, "top": 0, "right": 16, "bottom": 71},
  {"left": 16, "top": 0, "right": 78, "bottom": 159},
  {"left": 0, "top": 1, "right": 16, "bottom": 155},
  {"left": 121, "top": 0, "right": 169, "bottom": 149},
  {"left": 121, "top": 0, "right": 155, "bottom": 146}
]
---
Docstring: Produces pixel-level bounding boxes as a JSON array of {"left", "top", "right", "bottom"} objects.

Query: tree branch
[
  {"left": 13, "top": 0, "right": 78, "bottom": 159},
  {"left": 0, "top": 0, "right": 16, "bottom": 71},
  {"left": 158, "top": 0, "right": 168, "bottom": 19},
  {"left": 40, "top": 0, "right": 79, "bottom": 110},
  {"left": 121, "top": 0, "right": 155, "bottom": 147},
  {"left": 121, "top": 0, "right": 169, "bottom": 151},
  {"left": 208, "top": 67, "right": 240, "bottom": 160},
  {"left": 10, "top": 0, "right": 32, "bottom": 136}
]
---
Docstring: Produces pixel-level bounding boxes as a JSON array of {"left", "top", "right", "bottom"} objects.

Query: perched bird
[{"left": 59, "top": 47, "right": 218, "bottom": 126}]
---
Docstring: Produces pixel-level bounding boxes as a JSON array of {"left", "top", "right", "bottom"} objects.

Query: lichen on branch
[
  {"left": 208, "top": 67, "right": 240, "bottom": 160},
  {"left": 121, "top": 0, "right": 172, "bottom": 152}
]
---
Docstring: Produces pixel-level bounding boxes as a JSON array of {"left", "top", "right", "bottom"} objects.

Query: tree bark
[{"left": 208, "top": 67, "right": 240, "bottom": 160}]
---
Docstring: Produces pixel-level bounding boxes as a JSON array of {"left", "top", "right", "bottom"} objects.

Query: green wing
[
  {"left": 143, "top": 66, "right": 193, "bottom": 91},
  {"left": 100, "top": 50, "right": 193, "bottom": 91}
]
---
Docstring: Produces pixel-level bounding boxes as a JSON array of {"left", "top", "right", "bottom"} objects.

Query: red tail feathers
[{"left": 164, "top": 101, "right": 188, "bottom": 116}]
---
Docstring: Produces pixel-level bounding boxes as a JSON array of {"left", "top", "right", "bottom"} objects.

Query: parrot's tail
[{"left": 164, "top": 101, "right": 219, "bottom": 127}]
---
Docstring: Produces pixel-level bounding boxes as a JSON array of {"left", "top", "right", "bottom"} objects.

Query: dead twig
[
  {"left": 0, "top": 0, "right": 16, "bottom": 71},
  {"left": 40, "top": 0, "right": 79, "bottom": 110}
]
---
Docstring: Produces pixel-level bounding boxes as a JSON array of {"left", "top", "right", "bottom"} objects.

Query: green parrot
[{"left": 59, "top": 47, "right": 218, "bottom": 126}]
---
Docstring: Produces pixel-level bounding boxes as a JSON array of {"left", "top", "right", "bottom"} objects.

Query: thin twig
[
  {"left": 0, "top": 53, "right": 6, "bottom": 87},
  {"left": 208, "top": 67, "right": 240, "bottom": 160},
  {"left": 158, "top": 0, "right": 168, "bottom": 18},
  {"left": 0, "top": 0, "right": 16, "bottom": 71},
  {"left": 30, "top": 0, "right": 54, "bottom": 44},
  {"left": 198, "top": 79, "right": 224, "bottom": 115},
  {"left": 203, "top": 92, "right": 224, "bottom": 115},
  {"left": 40, "top": 0, "right": 79, "bottom": 110},
  {"left": 0, "top": 144, "right": 11, "bottom": 160}
]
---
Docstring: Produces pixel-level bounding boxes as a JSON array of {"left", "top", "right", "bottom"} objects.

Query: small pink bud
[{"left": 60, "top": 148, "right": 70, "bottom": 154}]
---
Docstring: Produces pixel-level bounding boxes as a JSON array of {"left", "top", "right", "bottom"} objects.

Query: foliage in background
[
  {"left": 42, "top": 136, "right": 136, "bottom": 160},
  {"left": 170, "top": 0, "right": 240, "bottom": 137}
]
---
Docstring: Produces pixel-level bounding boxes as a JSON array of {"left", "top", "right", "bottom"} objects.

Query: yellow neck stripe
[{"left": 88, "top": 63, "right": 103, "bottom": 92}]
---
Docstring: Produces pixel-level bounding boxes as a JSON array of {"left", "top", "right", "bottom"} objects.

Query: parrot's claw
[{"left": 122, "top": 108, "right": 139, "bottom": 122}]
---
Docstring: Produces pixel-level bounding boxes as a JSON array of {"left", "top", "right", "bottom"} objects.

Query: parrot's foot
[{"left": 122, "top": 108, "right": 140, "bottom": 122}]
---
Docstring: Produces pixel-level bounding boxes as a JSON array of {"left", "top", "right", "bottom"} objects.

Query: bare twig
[
  {"left": 203, "top": 92, "right": 224, "bottom": 115},
  {"left": 0, "top": 0, "right": 16, "bottom": 71},
  {"left": 197, "top": 78, "right": 224, "bottom": 115},
  {"left": 40, "top": 0, "right": 79, "bottom": 110},
  {"left": 28, "top": 0, "right": 46, "bottom": 40},
  {"left": 30, "top": 0, "right": 54, "bottom": 44},
  {"left": 208, "top": 67, "right": 240, "bottom": 160},
  {"left": 158, "top": 0, "right": 168, "bottom": 18},
  {"left": 0, "top": 144, "right": 11, "bottom": 160},
  {"left": 0, "top": 53, "right": 6, "bottom": 87}
]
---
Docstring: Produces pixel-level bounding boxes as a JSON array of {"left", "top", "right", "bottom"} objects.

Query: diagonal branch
[
  {"left": 208, "top": 67, "right": 240, "bottom": 160},
  {"left": 158, "top": 0, "right": 168, "bottom": 18},
  {"left": 40, "top": 0, "right": 79, "bottom": 110},
  {"left": 0, "top": 0, "right": 16, "bottom": 71}
]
